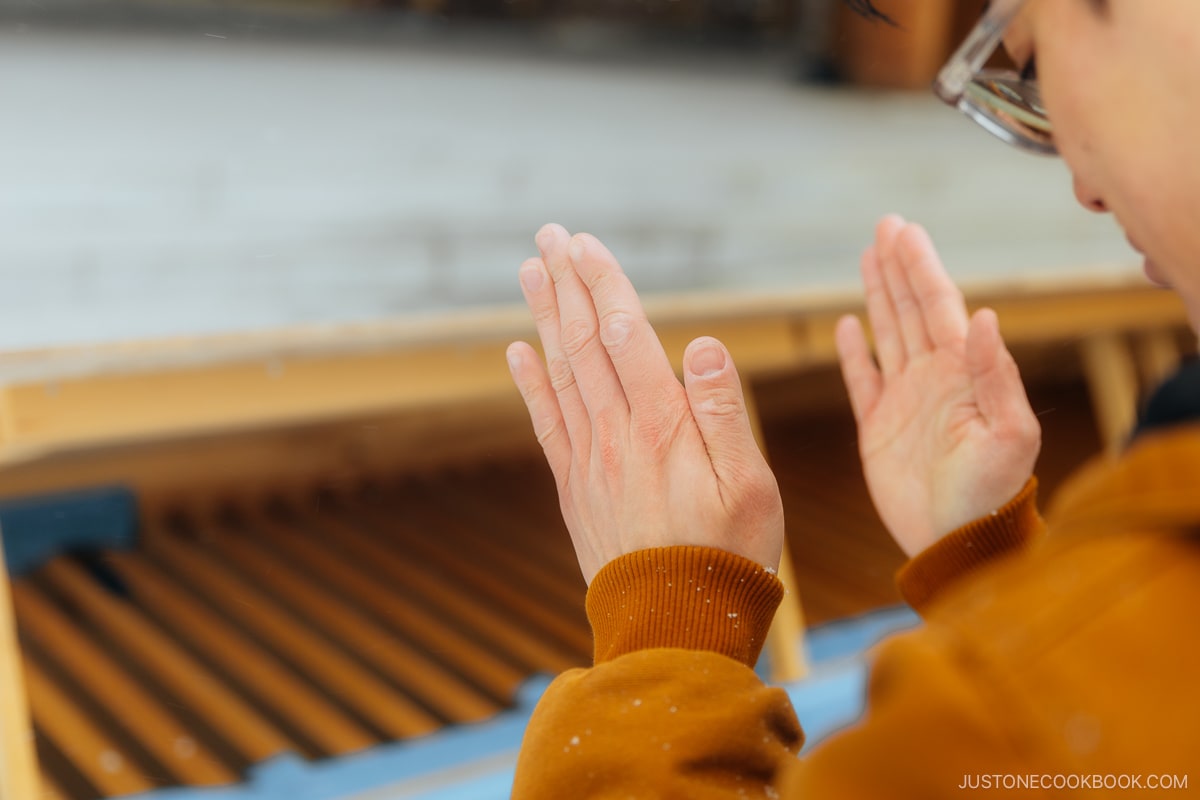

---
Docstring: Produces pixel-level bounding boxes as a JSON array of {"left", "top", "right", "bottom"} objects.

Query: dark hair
[{"left": 843, "top": 0, "right": 897, "bottom": 26}]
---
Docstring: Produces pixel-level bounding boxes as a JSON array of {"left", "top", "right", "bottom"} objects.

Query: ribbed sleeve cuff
[
  {"left": 586, "top": 546, "right": 785, "bottom": 668},
  {"left": 897, "top": 478, "right": 1045, "bottom": 614}
]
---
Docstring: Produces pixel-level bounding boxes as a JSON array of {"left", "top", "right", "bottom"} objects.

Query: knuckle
[
  {"left": 595, "top": 433, "right": 623, "bottom": 477},
  {"left": 560, "top": 318, "right": 598, "bottom": 360},
  {"left": 582, "top": 265, "right": 615, "bottom": 293},
  {"left": 699, "top": 391, "right": 745, "bottom": 420},
  {"left": 598, "top": 310, "right": 637, "bottom": 350},
  {"left": 730, "top": 467, "right": 783, "bottom": 520},
  {"left": 534, "top": 417, "right": 566, "bottom": 450},
  {"left": 547, "top": 356, "right": 576, "bottom": 393},
  {"left": 531, "top": 301, "right": 559, "bottom": 328},
  {"left": 589, "top": 414, "right": 626, "bottom": 475},
  {"left": 632, "top": 408, "right": 686, "bottom": 456}
]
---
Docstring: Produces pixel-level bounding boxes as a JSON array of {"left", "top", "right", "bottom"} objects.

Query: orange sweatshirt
[{"left": 512, "top": 425, "right": 1200, "bottom": 798}]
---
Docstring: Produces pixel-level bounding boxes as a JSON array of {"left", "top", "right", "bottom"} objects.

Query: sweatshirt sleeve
[
  {"left": 513, "top": 486, "right": 1047, "bottom": 799},
  {"left": 511, "top": 547, "right": 803, "bottom": 800},
  {"left": 896, "top": 477, "right": 1045, "bottom": 614}
]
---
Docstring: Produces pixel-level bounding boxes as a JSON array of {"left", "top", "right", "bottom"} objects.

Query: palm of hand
[
  {"left": 859, "top": 348, "right": 1003, "bottom": 555},
  {"left": 837, "top": 218, "right": 1040, "bottom": 557}
]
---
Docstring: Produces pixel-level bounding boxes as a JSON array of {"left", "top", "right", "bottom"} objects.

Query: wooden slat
[
  {"left": 343, "top": 501, "right": 590, "bottom": 671},
  {"left": 462, "top": 466, "right": 585, "bottom": 577},
  {"left": 101, "top": 550, "right": 376, "bottom": 756},
  {"left": 36, "top": 771, "right": 67, "bottom": 800},
  {"left": 357, "top": 500, "right": 594, "bottom": 659},
  {"left": 208, "top": 511, "right": 499, "bottom": 723},
  {"left": 2, "top": 282, "right": 1189, "bottom": 511},
  {"left": 11, "top": 582, "right": 236, "bottom": 787},
  {"left": 0, "top": 543, "right": 39, "bottom": 800},
  {"left": 144, "top": 534, "right": 441, "bottom": 740},
  {"left": 418, "top": 477, "right": 589, "bottom": 617},
  {"left": 34, "top": 559, "right": 293, "bottom": 767},
  {"left": 21, "top": 653, "right": 154, "bottom": 798},
  {"left": 255, "top": 501, "right": 531, "bottom": 699}
]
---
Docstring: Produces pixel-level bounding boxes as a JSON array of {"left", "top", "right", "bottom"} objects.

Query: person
[{"left": 504, "top": 0, "right": 1200, "bottom": 796}]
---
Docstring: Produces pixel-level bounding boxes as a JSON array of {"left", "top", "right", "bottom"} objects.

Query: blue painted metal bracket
[{"left": 0, "top": 486, "right": 138, "bottom": 576}]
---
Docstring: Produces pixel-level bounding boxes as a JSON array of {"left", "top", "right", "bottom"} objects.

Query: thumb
[{"left": 682, "top": 337, "right": 765, "bottom": 481}]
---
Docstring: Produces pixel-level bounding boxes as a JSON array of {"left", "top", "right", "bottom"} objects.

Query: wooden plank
[
  {"left": 11, "top": 581, "right": 237, "bottom": 786},
  {"left": 144, "top": 534, "right": 441, "bottom": 740},
  {"left": 21, "top": 653, "right": 153, "bottom": 798},
  {"left": 0, "top": 281, "right": 1189, "bottom": 510},
  {"left": 388, "top": 489, "right": 591, "bottom": 647},
  {"left": 0, "top": 542, "right": 39, "bottom": 800},
  {"left": 259, "top": 500, "right": 536, "bottom": 697},
  {"left": 100, "top": 551, "right": 376, "bottom": 756},
  {"left": 208, "top": 512, "right": 499, "bottom": 723},
  {"left": 35, "top": 559, "right": 293, "bottom": 766},
  {"left": 354, "top": 500, "right": 594, "bottom": 661},
  {"left": 0, "top": 398, "right": 541, "bottom": 510},
  {"left": 36, "top": 771, "right": 67, "bottom": 800},
  {"left": 417, "top": 477, "right": 591, "bottom": 618},
  {"left": 463, "top": 466, "right": 587, "bottom": 578}
]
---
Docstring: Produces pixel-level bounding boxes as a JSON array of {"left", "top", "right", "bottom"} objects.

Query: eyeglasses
[{"left": 933, "top": 0, "right": 1056, "bottom": 156}]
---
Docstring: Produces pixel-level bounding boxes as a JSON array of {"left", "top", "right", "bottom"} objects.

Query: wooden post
[
  {"left": 742, "top": 377, "right": 809, "bottom": 682},
  {"left": 1136, "top": 330, "right": 1182, "bottom": 394},
  {"left": 1080, "top": 333, "right": 1140, "bottom": 454},
  {"left": 0, "top": 533, "right": 39, "bottom": 800}
]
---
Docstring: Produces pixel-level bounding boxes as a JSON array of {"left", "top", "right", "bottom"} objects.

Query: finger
[
  {"left": 536, "top": 224, "right": 629, "bottom": 424},
  {"left": 834, "top": 314, "right": 884, "bottom": 423},
  {"left": 861, "top": 242, "right": 905, "bottom": 377},
  {"left": 507, "top": 341, "right": 572, "bottom": 486},
  {"left": 879, "top": 219, "right": 933, "bottom": 360},
  {"left": 682, "top": 337, "right": 765, "bottom": 485},
  {"left": 966, "top": 309, "right": 1039, "bottom": 441},
  {"left": 897, "top": 224, "right": 969, "bottom": 349},
  {"left": 567, "top": 233, "right": 683, "bottom": 413},
  {"left": 519, "top": 254, "right": 590, "bottom": 453}
]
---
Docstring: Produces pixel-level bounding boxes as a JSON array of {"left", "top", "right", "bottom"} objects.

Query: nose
[{"left": 1073, "top": 177, "right": 1109, "bottom": 213}]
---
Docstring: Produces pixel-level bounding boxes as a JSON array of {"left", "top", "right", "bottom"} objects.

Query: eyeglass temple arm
[{"left": 934, "top": 0, "right": 1026, "bottom": 103}]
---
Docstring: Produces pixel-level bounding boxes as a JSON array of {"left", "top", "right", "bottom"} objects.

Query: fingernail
[
  {"left": 520, "top": 263, "right": 544, "bottom": 292},
  {"left": 507, "top": 346, "right": 522, "bottom": 371},
  {"left": 568, "top": 236, "right": 585, "bottom": 264},
  {"left": 690, "top": 343, "right": 726, "bottom": 377},
  {"left": 535, "top": 225, "right": 556, "bottom": 252}
]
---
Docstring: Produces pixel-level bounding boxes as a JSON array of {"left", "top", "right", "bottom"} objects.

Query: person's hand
[
  {"left": 507, "top": 224, "right": 785, "bottom": 585},
  {"left": 835, "top": 216, "right": 1041, "bottom": 557}
]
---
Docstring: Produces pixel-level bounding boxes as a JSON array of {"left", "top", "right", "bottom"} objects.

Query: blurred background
[{"left": 0, "top": 0, "right": 1136, "bottom": 351}]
